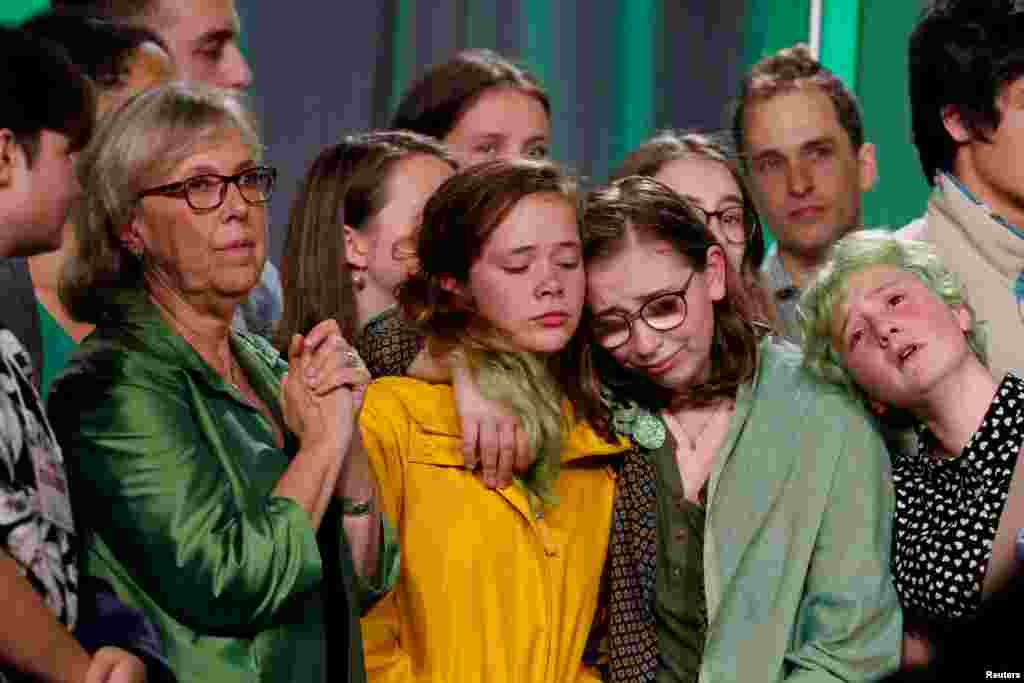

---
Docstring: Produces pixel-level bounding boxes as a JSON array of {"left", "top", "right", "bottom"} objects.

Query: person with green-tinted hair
[{"left": 801, "top": 230, "right": 1024, "bottom": 670}]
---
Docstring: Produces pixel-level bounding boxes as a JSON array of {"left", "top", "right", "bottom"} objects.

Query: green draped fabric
[{"left": 47, "top": 291, "right": 373, "bottom": 683}]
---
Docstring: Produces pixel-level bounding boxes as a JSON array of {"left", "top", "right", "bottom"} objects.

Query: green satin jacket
[{"left": 48, "top": 291, "right": 384, "bottom": 683}]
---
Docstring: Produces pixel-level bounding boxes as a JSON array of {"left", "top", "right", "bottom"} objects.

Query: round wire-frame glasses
[{"left": 591, "top": 271, "right": 697, "bottom": 349}]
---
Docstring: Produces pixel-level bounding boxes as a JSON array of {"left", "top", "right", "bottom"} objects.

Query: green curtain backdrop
[
  {"left": 2, "top": 0, "right": 929, "bottom": 256},
  {"left": 743, "top": 0, "right": 928, "bottom": 234},
  {"left": 857, "top": 0, "right": 930, "bottom": 230},
  {"left": 0, "top": 0, "right": 47, "bottom": 23}
]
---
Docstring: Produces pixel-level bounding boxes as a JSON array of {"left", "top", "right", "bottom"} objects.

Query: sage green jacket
[
  {"left": 699, "top": 341, "right": 902, "bottom": 681},
  {"left": 48, "top": 292, "right": 388, "bottom": 683}
]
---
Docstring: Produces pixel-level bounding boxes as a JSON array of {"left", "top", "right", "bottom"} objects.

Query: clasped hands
[{"left": 280, "top": 319, "right": 370, "bottom": 448}]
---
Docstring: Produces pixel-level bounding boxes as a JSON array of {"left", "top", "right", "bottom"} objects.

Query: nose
[
  {"left": 786, "top": 159, "right": 813, "bottom": 197},
  {"left": 536, "top": 263, "right": 565, "bottom": 298},
  {"left": 222, "top": 44, "right": 253, "bottom": 89},
  {"left": 630, "top": 318, "right": 662, "bottom": 358},
  {"left": 869, "top": 316, "right": 898, "bottom": 346},
  {"left": 222, "top": 179, "right": 250, "bottom": 215}
]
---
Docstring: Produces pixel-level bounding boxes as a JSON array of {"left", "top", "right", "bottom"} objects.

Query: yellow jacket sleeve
[{"left": 359, "top": 381, "right": 417, "bottom": 682}]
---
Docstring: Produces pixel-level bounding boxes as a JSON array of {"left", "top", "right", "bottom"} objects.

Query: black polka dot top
[{"left": 890, "top": 372, "right": 1024, "bottom": 623}]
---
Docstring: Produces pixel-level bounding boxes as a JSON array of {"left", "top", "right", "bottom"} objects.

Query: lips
[
  {"left": 897, "top": 342, "right": 920, "bottom": 366},
  {"left": 638, "top": 348, "right": 681, "bottom": 376},
  {"left": 533, "top": 312, "right": 571, "bottom": 327},
  {"left": 787, "top": 205, "right": 825, "bottom": 222},
  {"left": 217, "top": 238, "right": 256, "bottom": 252}
]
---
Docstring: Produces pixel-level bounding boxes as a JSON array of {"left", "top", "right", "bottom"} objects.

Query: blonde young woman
[{"left": 801, "top": 231, "right": 1024, "bottom": 669}]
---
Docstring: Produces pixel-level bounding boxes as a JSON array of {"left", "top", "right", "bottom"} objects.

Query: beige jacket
[{"left": 898, "top": 174, "right": 1024, "bottom": 380}]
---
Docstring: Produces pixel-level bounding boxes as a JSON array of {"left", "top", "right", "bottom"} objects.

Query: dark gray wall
[{"left": 241, "top": 1, "right": 746, "bottom": 264}]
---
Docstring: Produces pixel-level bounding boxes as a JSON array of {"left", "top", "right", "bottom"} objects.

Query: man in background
[
  {"left": 733, "top": 44, "right": 877, "bottom": 343},
  {"left": 0, "top": 26, "right": 168, "bottom": 683},
  {"left": 900, "top": 0, "right": 1024, "bottom": 379}
]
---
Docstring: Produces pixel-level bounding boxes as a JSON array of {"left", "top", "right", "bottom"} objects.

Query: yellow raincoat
[{"left": 359, "top": 377, "right": 629, "bottom": 683}]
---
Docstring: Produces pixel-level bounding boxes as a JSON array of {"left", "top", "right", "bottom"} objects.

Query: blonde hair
[
  {"left": 61, "top": 81, "right": 261, "bottom": 324},
  {"left": 800, "top": 230, "right": 988, "bottom": 403}
]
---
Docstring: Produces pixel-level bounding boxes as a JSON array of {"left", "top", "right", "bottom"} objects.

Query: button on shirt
[
  {"left": 760, "top": 246, "right": 803, "bottom": 345},
  {"left": 652, "top": 432, "right": 707, "bottom": 683}
]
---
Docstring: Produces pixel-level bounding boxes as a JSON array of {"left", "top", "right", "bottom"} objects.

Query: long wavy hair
[
  {"left": 578, "top": 176, "right": 760, "bottom": 415},
  {"left": 398, "top": 158, "right": 605, "bottom": 511},
  {"left": 391, "top": 48, "right": 549, "bottom": 141},
  {"left": 611, "top": 129, "right": 776, "bottom": 331},
  {"left": 275, "top": 130, "right": 455, "bottom": 349}
]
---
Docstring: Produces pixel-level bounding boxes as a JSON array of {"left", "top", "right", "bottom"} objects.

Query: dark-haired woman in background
[
  {"left": 391, "top": 48, "right": 550, "bottom": 168},
  {"left": 276, "top": 131, "right": 456, "bottom": 378},
  {"left": 612, "top": 130, "right": 776, "bottom": 332}
]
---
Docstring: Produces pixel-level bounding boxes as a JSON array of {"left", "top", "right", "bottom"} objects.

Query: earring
[{"left": 352, "top": 270, "right": 366, "bottom": 291}]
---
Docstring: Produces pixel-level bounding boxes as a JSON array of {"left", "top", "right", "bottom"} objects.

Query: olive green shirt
[
  {"left": 652, "top": 431, "right": 707, "bottom": 683},
  {"left": 48, "top": 291, "right": 395, "bottom": 683}
]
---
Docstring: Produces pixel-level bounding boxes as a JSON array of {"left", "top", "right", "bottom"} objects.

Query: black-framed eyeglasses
[
  {"left": 690, "top": 204, "right": 749, "bottom": 244},
  {"left": 137, "top": 165, "right": 277, "bottom": 211},
  {"left": 591, "top": 271, "right": 696, "bottom": 349}
]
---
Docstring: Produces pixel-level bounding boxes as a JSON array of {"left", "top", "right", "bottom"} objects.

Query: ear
[
  {"left": 704, "top": 244, "right": 727, "bottom": 303},
  {"left": 343, "top": 224, "right": 369, "bottom": 268},
  {"left": 440, "top": 274, "right": 463, "bottom": 295},
  {"left": 119, "top": 212, "right": 145, "bottom": 254},
  {"left": 857, "top": 142, "right": 878, "bottom": 193},
  {"left": 953, "top": 302, "right": 973, "bottom": 334},
  {"left": 941, "top": 105, "right": 973, "bottom": 144},
  {"left": 867, "top": 399, "right": 888, "bottom": 417},
  {"left": 0, "top": 129, "right": 21, "bottom": 188}
]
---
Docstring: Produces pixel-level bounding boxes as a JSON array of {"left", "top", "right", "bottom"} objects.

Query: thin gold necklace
[{"left": 664, "top": 400, "right": 729, "bottom": 451}]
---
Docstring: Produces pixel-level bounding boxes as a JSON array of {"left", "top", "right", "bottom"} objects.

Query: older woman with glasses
[
  {"left": 580, "top": 176, "right": 901, "bottom": 682},
  {"left": 47, "top": 82, "right": 393, "bottom": 683}
]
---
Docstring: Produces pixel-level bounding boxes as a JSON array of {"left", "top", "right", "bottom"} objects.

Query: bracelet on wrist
[{"left": 341, "top": 495, "right": 374, "bottom": 517}]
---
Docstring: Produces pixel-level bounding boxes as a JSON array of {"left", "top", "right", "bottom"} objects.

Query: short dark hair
[
  {"left": 909, "top": 1, "right": 1024, "bottom": 184},
  {"left": 732, "top": 43, "right": 864, "bottom": 159},
  {"left": 48, "top": 0, "right": 158, "bottom": 23},
  {"left": 390, "top": 48, "right": 550, "bottom": 141},
  {"left": 0, "top": 24, "right": 93, "bottom": 164},
  {"left": 23, "top": 9, "right": 167, "bottom": 88}
]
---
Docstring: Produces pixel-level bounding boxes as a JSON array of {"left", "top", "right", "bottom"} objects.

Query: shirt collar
[
  {"left": 942, "top": 171, "right": 1024, "bottom": 242},
  {"left": 760, "top": 245, "right": 800, "bottom": 301}
]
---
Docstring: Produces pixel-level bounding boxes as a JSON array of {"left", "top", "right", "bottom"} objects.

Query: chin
[{"left": 514, "top": 329, "right": 575, "bottom": 354}]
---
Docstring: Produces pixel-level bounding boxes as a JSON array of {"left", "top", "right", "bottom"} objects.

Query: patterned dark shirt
[
  {"left": 0, "top": 324, "right": 78, "bottom": 674},
  {"left": 891, "top": 371, "right": 1024, "bottom": 624},
  {"left": 355, "top": 307, "right": 424, "bottom": 379}
]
